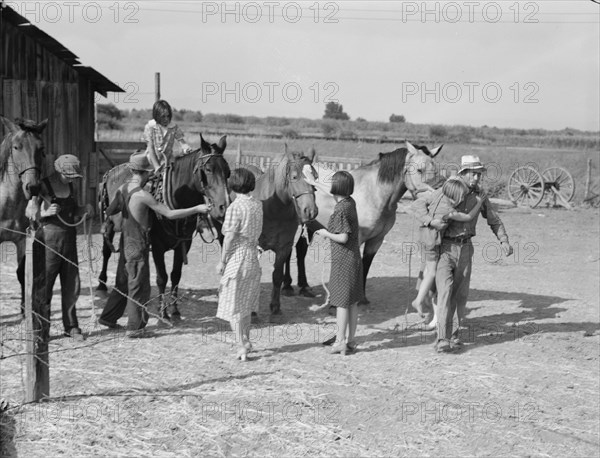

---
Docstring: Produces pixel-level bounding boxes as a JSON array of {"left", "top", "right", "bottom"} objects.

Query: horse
[
  {"left": 284, "top": 141, "right": 443, "bottom": 304},
  {"left": 97, "top": 134, "right": 230, "bottom": 320},
  {"left": 240, "top": 146, "right": 318, "bottom": 318},
  {"left": 0, "top": 116, "right": 47, "bottom": 311}
]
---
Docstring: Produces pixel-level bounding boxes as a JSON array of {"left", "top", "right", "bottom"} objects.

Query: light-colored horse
[
  {"left": 296, "top": 141, "right": 442, "bottom": 304},
  {"left": 241, "top": 146, "right": 318, "bottom": 318},
  {"left": 0, "top": 116, "right": 48, "bottom": 310}
]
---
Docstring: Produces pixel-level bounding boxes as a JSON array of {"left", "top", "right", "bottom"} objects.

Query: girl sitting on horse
[{"left": 143, "top": 99, "right": 192, "bottom": 173}]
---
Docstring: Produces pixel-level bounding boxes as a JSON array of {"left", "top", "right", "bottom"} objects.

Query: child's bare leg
[
  {"left": 335, "top": 307, "right": 349, "bottom": 344},
  {"left": 347, "top": 303, "right": 358, "bottom": 344},
  {"left": 412, "top": 261, "right": 437, "bottom": 316}
]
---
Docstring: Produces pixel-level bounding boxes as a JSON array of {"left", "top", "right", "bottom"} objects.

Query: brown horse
[
  {"left": 240, "top": 146, "right": 318, "bottom": 318},
  {"left": 288, "top": 141, "right": 442, "bottom": 304},
  {"left": 98, "top": 135, "right": 230, "bottom": 319},
  {"left": 0, "top": 116, "right": 47, "bottom": 310}
]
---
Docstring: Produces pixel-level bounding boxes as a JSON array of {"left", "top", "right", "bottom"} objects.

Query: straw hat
[
  {"left": 458, "top": 155, "right": 486, "bottom": 174},
  {"left": 128, "top": 152, "right": 154, "bottom": 172},
  {"left": 54, "top": 154, "right": 83, "bottom": 178}
]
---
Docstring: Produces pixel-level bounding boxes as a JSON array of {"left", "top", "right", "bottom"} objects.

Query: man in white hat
[
  {"left": 413, "top": 155, "right": 513, "bottom": 353},
  {"left": 27, "top": 154, "right": 94, "bottom": 341},
  {"left": 98, "top": 152, "right": 212, "bottom": 337}
]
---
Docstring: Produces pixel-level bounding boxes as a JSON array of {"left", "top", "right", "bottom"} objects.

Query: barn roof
[{"left": 1, "top": 3, "right": 124, "bottom": 97}]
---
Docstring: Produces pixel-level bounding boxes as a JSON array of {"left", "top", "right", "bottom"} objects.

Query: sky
[{"left": 3, "top": 0, "right": 600, "bottom": 131}]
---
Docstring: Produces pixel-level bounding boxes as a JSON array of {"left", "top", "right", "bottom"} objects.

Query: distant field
[{"left": 98, "top": 124, "right": 599, "bottom": 204}]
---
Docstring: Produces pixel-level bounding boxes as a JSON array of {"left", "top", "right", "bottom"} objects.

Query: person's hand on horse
[
  {"left": 429, "top": 218, "right": 447, "bottom": 231},
  {"left": 196, "top": 203, "right": 212, "bottom": 214},
  {"left": 25, "top": 199, "right": 39, "bottom": 220},
  {"left": 501, "top": 241, "right": 513, "bottom": 257}
]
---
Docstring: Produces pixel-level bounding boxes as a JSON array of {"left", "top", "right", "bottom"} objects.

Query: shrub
[
  {"left": 183, "top": 111, "right": 204, "bottom": 123},
  {"left": 281, "top": 127, "right": 300, "bottom": 139},
  {"left": 429, "top": 125, "right": 448, "bottom": 138},
  {"left": 389, "top": 114, "right": 406, "bottom": 123},
  {"left": 97, "top": 103, "right": 123, "bottom": 120},
  {"left": 321, "top": 121, "right": 339, "bottom": 138}
]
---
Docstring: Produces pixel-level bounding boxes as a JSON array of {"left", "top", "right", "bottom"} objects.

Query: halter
[{"left": 17, "top": 166, "right": 41, "bottom": 178}]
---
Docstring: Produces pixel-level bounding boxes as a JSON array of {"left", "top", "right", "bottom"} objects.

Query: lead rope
[{"left": 308, "top": 225, "right": 330, "bottom": 312}]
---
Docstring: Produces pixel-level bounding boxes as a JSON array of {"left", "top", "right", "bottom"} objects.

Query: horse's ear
[
  {"left": 200, "top": 133, "right": 209, "bottom": 149},
  {"left": 284, "top": 143, "right": 289, "bottom": 155},
  {"left": 405, "top": 140, "right": 418, "bottom": 157},
  {"left": 217, "top": 135, "right": 227, "bottom": 154},
  {"left": 37, "top": 119, "right": 48, "bottom": 133},
  {"left": 0, "top": 116, "right": 18, "bottom": 134},
  {"left": 306, "top": 147, "right": 316, "bottom": 163},
  {"left": 430, "top": 144, "right": 443, "bottom": 157}
]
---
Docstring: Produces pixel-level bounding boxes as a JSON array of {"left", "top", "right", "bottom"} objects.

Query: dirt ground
[{"left": 1, "top": 204, "right": 599, "bottom": 457}]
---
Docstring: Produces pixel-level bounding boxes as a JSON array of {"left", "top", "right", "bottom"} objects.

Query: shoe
[
  {"left": 236, "top": 347, "right": 248, "bottom": 361},
  {"left": 346, "top": 341, "right": 358, "bottom": 354},
  {"left": 98, "top": 318, "right": 122, "bottom": 329},
  {"left": 322, "top": 336, "right": 336, "bottom": 346},
  {"left": 298, "top": 287, "right": 316, "bottom": 298},
  {"left": 65, "top": 328, "right": 85, "bottom": 342},
  {"left": 450, "top": 337, "right": 464, "bottom": 348},
  {"left": 126, "top": 328, "right": 149, "bottom": 339},
  {"left": 329, "top": 342, "right": 347, "bottom": 355},
  {"left": 435, "top": 340, "right": 453, "bottom": 353}
]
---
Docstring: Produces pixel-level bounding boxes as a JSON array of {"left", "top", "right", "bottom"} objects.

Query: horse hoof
[
  {"left": 171, "top": 313, "right": 182, "bottom": 322},
  {"left": 281, "top": 286, "right": 295, "bottom": 297},
  {"left": 299, "top": 287, "right": 316, "bottom": 298},
  {"left": 96, "top": 283, "right": 107, "bottom": 292}
]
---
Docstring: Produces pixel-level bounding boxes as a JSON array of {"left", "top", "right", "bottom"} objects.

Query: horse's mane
[
  {"left": 363, "top": 147, "right": 409, "bottom": 185},
  {"left": 0, "top": 133, "right": 13, "bottom": 177}
]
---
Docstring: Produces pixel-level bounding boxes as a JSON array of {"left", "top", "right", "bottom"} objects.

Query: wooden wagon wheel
[
  {"left": 542, "top": 167, "right": 575, "bottom": 203},
  {"left": 507, "top": 166, "right": 545, "bottom": 208}
]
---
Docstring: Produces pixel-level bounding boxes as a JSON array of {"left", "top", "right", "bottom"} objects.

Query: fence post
[
  {"left": 584, "top": 158, "right": 592, "bottom": 201},
  {"left": 24, "top": 226, "right": 49, "bottom": 402}
]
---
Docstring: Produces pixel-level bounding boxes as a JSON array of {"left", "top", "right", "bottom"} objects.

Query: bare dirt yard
[{"left": 1, "top": 204, "right": 599, "bottom": 457}]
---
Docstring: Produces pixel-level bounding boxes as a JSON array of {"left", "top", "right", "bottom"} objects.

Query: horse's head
[
  {"left": 0, "top": 116, "right": 47, "bottom": 199},
  {"left": 195, "top": 134, "right": 230, "bottom": 220},
  {"left": 404, "top": 140, "right": 443, "bottom": 195},
  {"left": 277, "top": 145, "right": 318, "bottom": 223}
]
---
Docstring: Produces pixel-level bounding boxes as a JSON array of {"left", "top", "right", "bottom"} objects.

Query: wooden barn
[{"left": 0, "top": 3, "right": 123, "bottom": 208}]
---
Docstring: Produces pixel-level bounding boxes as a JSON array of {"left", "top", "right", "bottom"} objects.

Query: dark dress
[{"left": 327, "top": 197, "right": 362, "bottom": 308}]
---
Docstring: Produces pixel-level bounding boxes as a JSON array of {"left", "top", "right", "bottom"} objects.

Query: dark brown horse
[
  {"left": 0, "top": 116, "right": 47, "bottom": 310},
  {"left": 98, "top": 135, "right": 230, "bottom": 319},
  {"left": 240, "top": 146, "right": 318, "bottom": 318},
  {"left": 286, "top": 141, "right": 442, "bottom": 304}
]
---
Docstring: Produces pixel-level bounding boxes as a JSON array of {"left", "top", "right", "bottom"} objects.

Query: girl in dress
[
  {"left": 216, "top": 168, "right": 263, "bottom": 361},
  {"left": 315, "top": 171, "right": 362, "bottom": 355}
]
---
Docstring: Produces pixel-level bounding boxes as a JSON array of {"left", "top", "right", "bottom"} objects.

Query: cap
[{"left": 54, "top": 154, "right": 83, "bottom": 178}]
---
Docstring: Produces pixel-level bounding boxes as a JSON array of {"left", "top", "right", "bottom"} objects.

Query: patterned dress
[
  {"left": 217, "top": 194, "right": 264, "bottom": 323},
  {"left": 142, "top": 120, "right": 187, "bottom": 165},
  {"left": 327, "top": 197, "right": 363, "bottom": 308}
]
